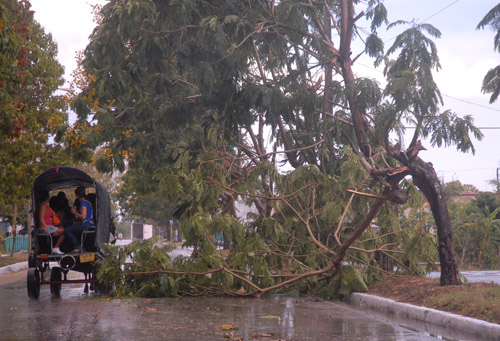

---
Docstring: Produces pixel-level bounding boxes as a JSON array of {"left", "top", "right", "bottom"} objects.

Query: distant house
[
  {"left": 131, "top": 223, "right": 154, "bottom": 240},
  {"left": 449, "top": 191, "right": 481, "bottom": 205},
  {"left": 0, "top": 220, "right": 25, "bottom": 237},
  {"left": 460, "top": 192, "right": 479, "bottom": 197},
  {"left": 234, "top": 198, "right": 258, "bottom": 223},
  {"left": 0, "top": 221, "right": 12, "bottom": 237}
]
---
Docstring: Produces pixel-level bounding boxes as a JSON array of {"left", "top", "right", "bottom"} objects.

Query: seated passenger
[
  {"left": 73, "top": 197, "right": 82, "bottom": 223},
  {"left": 65, "top": 186, "right": 94, "bottom": 252},
  {"left": 37, "top": 190, "right": 65, "bottom": 254},
  {"left": 86, "top": 192, "right": 97, "bottom": 221},
  {"left": 56, "top": 191, "right": 75, "bottom": 227},
  {"left": 49, "top": 195, "right": 65, "bottom": 225}
]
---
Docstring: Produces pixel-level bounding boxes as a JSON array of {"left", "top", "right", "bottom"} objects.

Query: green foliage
[
  {"left": 429, "top": 112, "right": 482, "bottom": 153},
  {"left": 366, "top": 1, "right": 388, "bottom": 32},
  {"left": 385, "top": 22, "right": 442, "bottom": 114},
  {"left": 0, "top": 0, "right": 68, "bottom": 222},
  {"left": 365, "top": 33, "right": 384, "bottom": 59},
  {"left": 480, "top": 65, "right": 500, "bottom": 103},
  {"left": 443, "top": 180, "right": 469, "bottom": 198},
  {"left": 319, "top": 266, "right": 368, "bottom": 300},
  {"left": 98, "top": 236, "right": 176, "bottom": 297},
  {"left": 76, "top": 0, "right": 478, "bottom": 296},
  {"left": 114, "top": 220, "right": 130, "bottom": 239},
  {"left": 449, "top": 192, "right": 500, "bottom": 269},
  {"left": 117, "top": 168, "right": 176, "bottom": 225},
  {"left": 477, "top": 3, "right": 500, "bottom": 52},
  {"left": 478, "top": 4, "right": 500, "bottom": 103},
  {"left": 400, "top": 231, "right": 438, "bottom": 275}
]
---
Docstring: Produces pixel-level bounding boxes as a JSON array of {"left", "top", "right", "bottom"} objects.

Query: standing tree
[
  {"left": 116, "top": 167, "right": 176, "bottom": 227},
  {"left": 71, "top": 0, "right": 481, "bottom": 293},
  {"left": 449, "top": 192, "right": 500, "bottom": 269},
  {"left": 0, "top": 0, "right": 68, "bottom": 245},
  {"left": 477, "top": 3, "right": 500, "bottom": 198},
  {"left": 477, "top": 3, "right": 500, "bottom": 103}
]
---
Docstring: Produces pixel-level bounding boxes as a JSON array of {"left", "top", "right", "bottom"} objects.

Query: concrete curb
[
  {"left": 0, "top": 261, "right": 28, "bottom": 277},
  {"left": 347, "top": 292, "right": 500, "bottom": 341}
]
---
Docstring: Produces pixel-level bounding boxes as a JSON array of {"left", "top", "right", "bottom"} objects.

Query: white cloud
[
  {"left": 436, "top": 47, "right": 498, "bottom": 99},
  {"left": 30, "top": 0, "right": 106, "bottom": 86}
]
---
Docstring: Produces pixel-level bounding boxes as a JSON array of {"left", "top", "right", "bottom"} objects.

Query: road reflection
[
  {"left": 429, "top": 270, "right": 500, "bottom": 284},
  {"left": 0, "top": 270, "right": 444, "bottom": 340}
]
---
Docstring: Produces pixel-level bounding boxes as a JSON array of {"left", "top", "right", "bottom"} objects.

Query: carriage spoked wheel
[{"left": 27, "top": 268, "right": 40, "bottom": 299}]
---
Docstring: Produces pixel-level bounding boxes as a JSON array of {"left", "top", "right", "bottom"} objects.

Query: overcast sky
[{"left": 29, "top": 0, "right": 500, "bottom": 191}]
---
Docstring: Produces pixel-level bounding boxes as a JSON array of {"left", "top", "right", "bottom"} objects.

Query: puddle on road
[{"left": 1, "top": 274, "right": 444, "bottom": 340}]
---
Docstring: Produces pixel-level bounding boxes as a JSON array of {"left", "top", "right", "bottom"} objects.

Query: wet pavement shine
[
  {"left": 0, "top": 271, "right": 443, "bottom": 340},
  {"left": 429, "top": 270, "right": 500, "bottom": 285}
]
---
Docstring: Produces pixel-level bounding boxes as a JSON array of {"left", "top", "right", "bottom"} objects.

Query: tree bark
[
  {"left": 477, "top": 249, "right": 483, "bottom": 270},
  {"left": 337, "top": 0, "right": 461, "bottom": 285},
  {"left": 460, "top": 239, "right": 468, "bottom": 267},
  {"left": 10, "top": 202, "right": 18, "bottom": 256},
  {"left": 408, "top": 157, "right": 461, "bottom": 285},
  {"left": 375, "top": 251, "right": 390, "bottom": 271}
]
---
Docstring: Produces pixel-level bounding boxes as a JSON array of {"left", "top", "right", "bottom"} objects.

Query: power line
[
  {"left": 405, "top": 126, "right": 500, "bottom": 130},
  {"left": 356, "top": 1, "right": 500, "bottom": 115},
  {"left": 357, "top": 61, "right": 500, "bottom": 114},
  {"left": 383, "top": 0, "right": 460, "bottom": 44},
  {"left": 443, "top": 94, "right": 500, "bottom": 112},
  {"left": 420, "top": 0, "right": 460, "bottom": 23}
]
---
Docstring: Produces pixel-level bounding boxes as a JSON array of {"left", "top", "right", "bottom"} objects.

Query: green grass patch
[{"left": 423, "top": 283, "right": 500, "bottom": 324}]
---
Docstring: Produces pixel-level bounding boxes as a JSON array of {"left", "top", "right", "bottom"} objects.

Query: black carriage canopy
[{"left": 32, "top": 166, "right": 113, "bottom": 246}]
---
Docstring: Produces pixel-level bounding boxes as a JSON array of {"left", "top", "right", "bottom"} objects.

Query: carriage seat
[
  {"left": 81, "top": 225, "right": 97, "bottom": 251},
  {"left": 35, "top": 229, "right": 53, "bottom": 255}
]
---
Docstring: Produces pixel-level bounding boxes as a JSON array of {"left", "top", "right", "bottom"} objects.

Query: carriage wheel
[
  {"left": 50, "top": 267, "right": 62, "bottom": 297},
  {"left": 28, "top": 253, "right": 37, "bottom": 268},
  {"left": 27, "top": 268, "right": 40, "bottom": 299},
  {"left": 92, "top": 268, "right": 109, "bottom": 295}
]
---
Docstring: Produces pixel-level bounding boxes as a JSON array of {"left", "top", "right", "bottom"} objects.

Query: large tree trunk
[{"left": 409, "top": 157, "right": 461, "bottom": 285}]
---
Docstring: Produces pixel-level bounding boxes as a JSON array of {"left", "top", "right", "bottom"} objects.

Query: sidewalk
[
  {"left": 347, "top": 293, "right": 500, "bottom": 341},
  {"left": 0, "top": 261, "right": 27, "bottom": 277}
]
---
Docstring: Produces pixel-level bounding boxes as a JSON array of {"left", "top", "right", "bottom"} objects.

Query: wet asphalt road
[
  {"left": 429, "top": 270, "right": 500, "bottom": 284},
  {"left": 0, "top": 271, "right": 448, "bottom": 340}
]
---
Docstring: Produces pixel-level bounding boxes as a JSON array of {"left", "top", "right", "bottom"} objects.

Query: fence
[{"left": 2, "top": 236, "right": 29, "bottom": 253}]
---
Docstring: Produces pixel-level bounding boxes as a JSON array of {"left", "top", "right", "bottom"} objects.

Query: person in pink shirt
[{"left": 38, "top": 190, "right": 65, "bottom": 254}]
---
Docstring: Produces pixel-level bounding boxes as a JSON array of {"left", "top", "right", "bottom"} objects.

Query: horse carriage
[{"left": 27, "top": 167, "right": 115, "bottom": 298}]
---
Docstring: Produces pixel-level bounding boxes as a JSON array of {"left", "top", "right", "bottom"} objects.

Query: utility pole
[{"left": 497, "top": 168, "right": 500, "bottom": 192}]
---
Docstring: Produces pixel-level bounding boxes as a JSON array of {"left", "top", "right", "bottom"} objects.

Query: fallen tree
[{"left": 73, "top": 0, "right": 483, "bottom": 295}]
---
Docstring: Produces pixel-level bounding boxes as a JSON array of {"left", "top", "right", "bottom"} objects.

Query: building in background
[{"left": 131, "top": 223, "right": 153, "bottom": 241}]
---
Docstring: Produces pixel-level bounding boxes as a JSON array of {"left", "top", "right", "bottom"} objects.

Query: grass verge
[
  {"left": 368, "top": 275, "right": 500, "bottom": 324},
  {"left": 0, "top": 252, "right": 28, "bottom": 268}
]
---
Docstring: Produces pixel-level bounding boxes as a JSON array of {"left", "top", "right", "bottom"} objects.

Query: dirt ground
[
  {"left": 368, "top": 275, "right": 500, "bottom": 324},
  {"left": 0, "top": 252, "right": 28, "bottom": 268}
]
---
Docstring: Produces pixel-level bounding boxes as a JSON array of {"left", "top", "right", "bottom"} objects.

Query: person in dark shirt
[{"left": 65, "top": 186, "right": 94, "bottom": 252}]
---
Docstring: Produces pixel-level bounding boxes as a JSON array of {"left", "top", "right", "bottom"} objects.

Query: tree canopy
[
  {"left": 477, "top": 3, "right": 500, "bottom": 103},
  {"left": 0, "top": 0, "right": 68, "bottom": 227},
  {"left": 70, "top": 0, "right": 485, "bottom": 294}
]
